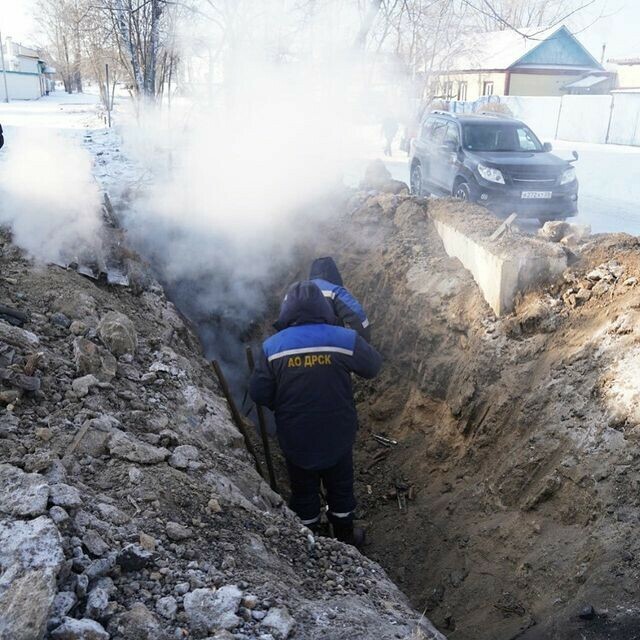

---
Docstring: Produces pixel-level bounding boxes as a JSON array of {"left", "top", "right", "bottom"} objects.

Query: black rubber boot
[{"left": 332, "top": 521, "right": 365, "bottom": 548}]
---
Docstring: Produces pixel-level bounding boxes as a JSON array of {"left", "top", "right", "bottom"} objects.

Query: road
[{"left": 349, "top": 138, "right": 640, "bottom": 236}]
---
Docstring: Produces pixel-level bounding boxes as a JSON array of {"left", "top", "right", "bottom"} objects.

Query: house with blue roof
[{"left": 431, "top": 25, "right": 614, "bottom": 101}]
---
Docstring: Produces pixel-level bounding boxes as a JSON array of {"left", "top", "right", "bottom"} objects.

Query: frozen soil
[
  {"left": 0, "top": 226, "right": 442, "bottom": 640},
  {"left": 302, "top": 193, "right": 640, "bottom": 640}
]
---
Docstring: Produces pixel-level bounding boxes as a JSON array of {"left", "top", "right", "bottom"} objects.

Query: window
[
  {"left": 483, "top": 81, "right": 494, "bottom": 96},
  {"left": 463, "top": 124, "right": 543, "bottom": 152},
  {"left": 444, "top": 123, "right": 460, "bottom": 148},
  {"left": 517, "top": 127, "right": 538, "bottom": 151},
  {"left": 444, "top": 81, "right": 455, "bottom": 100},
  {"left": 457, "top": 81, "right": 468, "bottom": 101},
  {"left": 420, "top": 117, "right": 436, "bottom": 141},
  {"left": 430, "top": 119, "right": 448, "bottom": 144}
]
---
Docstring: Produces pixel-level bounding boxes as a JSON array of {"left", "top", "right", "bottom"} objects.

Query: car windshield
[{"left": 463, "top": 123, "right": 543, "bottom": 152}]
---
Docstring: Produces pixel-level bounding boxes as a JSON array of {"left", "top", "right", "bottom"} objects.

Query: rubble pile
[
  {"left": 0, "top": 228, "right": 442, "bottom": 640},
  {"left": 306, "top": 189, "right": 640, "bottom": 639}
]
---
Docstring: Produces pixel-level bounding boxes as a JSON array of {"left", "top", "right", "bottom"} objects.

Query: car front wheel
[
  {"left": 454, "top": 181, "right": 472, "bottom": 201},
  {"left": 410, "top": 163, "right": 423, "bottom": 196}
]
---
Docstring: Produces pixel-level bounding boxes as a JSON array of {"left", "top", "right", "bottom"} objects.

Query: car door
[
  {"left": 412, "top": 117, "right": 436, "bottom": 185},
  {"left": 422, "top": 118, "right": 447, "bottom": 189},
  {"left": 430, "top": 122, "right": 460, "bottom": 190}
]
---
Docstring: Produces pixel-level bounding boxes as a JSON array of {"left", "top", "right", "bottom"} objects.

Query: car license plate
[{"left": 521, "top": 191, "right": 552, "bottom": 199}]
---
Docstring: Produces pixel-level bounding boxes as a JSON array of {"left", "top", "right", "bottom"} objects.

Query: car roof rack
[{"left": 476, "top": 110, "right": 512, "bottom": 119}]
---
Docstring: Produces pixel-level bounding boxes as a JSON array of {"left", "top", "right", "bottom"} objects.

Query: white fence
[
  {"left": 0, "top": 71, "right": 43, "bottom": 100},
  {"left": 450, "top": 92, "right": 640, "bottom": 147}
]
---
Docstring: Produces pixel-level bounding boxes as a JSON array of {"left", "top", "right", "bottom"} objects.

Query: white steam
[
  {"left": 0, "top": 129, "right": 102, "bottom": 263},
  {"left": 118, "top": 6, "right": 387, "bottom": 365}
]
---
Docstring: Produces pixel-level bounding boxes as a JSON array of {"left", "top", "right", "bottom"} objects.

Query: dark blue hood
[
  {"left": 274, "top": 281, "right": 336, "bottom": 330},
  {"left": 309, "top": 257, "right": 344, "bottom": 287}
]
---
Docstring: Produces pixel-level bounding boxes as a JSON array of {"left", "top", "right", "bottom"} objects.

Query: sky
[{"left": 0, "top": 0, "right": 638, "bottom": 60}]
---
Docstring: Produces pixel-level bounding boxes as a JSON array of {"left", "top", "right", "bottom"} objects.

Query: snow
[{"left": 1, "top": 92, "right": 639, "bottom": 237}]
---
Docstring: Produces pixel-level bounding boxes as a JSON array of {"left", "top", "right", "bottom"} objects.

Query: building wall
[
  {"left": 508, "top": 72, "right": 584, "bottom": 96},
  {"left": 616, "top": 65, "right": 640, "bottom": 90},
  {"left": 436, "top": 71, "right": 507, "bottom": 101},
  {"left": 0, "top": 71, "right": 44, "bottom": 100}
]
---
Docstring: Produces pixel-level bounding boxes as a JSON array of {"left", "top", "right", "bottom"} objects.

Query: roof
[
  {"left": 563, "top": 74, "right": 610, "bottom": 89},
  {"left": 444, "top": 25, "right": 602, "bottom": 72},
  {"left": 608, "top": 58, "right": 640, "bottom": 65},
  {"left": 428, "top": 111, "right": 524, "bottom": 126}
]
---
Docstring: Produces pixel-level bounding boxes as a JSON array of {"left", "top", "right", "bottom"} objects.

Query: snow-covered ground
[{"left": 2, "top": 93, "right": 639, "bottom": 236}]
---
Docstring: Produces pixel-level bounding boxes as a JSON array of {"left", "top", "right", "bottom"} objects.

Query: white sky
[{"left": 0, "top": 0, "right": 638, "bottom": 60}]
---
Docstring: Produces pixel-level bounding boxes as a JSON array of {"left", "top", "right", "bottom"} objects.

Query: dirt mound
[
  {"left": 0, "top": 227, "right": 441, "bottom": 640},
  {"left": 306, "top": 194, "right": 640, "bottom": 639}
]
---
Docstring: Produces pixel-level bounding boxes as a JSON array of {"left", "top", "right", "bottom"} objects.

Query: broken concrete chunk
[
  {"left": 98, "top": 311, "right": 137, "bottom": 357},
  {"left": 0, "top": 367, "right": 41, "bottom": 392},
  {"left": 183, "top": 585, "right": 243, "bottom": 633},
  {"left": 117, "top": 602, "right": 163, "bottom": 640},
  {"left": 50, "top": 617, "right": 109, "bottom": 640},
  {"left": 83, "top": 530, "right": 110, "bottom": 557},
  {"left": 95, "top": 502, "right": 130, "bottom": 525},
  {"left": 539, "top": 220, "right": 572, "bottom": 242},
  {"left": 156, "top": 595, "right": 178, "bottom": 620},
  {"left": 73, "top": 338, "right": 117, "bottom": 382},
  {"left": 0, "top": 463, "right": 49, "bottom": 517},
  {"left": 85, "top": 586, "right": 109, "bottom": 619},
  {"left": 574, "top": 288, "right": 592, "bottom": 305},
  {"left": 50, "top": 591, "right": 78, "bottom": 622},
  {"left": 52, "top": 291, "right": 98, "bottom": 321},
  {"left": 72, "top": 374, "right": 100, "bottom": 398},
  {"left": 168, "top": 444, "right": 200, "bottom": 469},
  {"left": 0, "top": 516, "right": 65, "bottom": 640},
  {"left": 166, "top": 521, "right": 193, "bottom": 541},
  {"left": 0, "top": 320, "right": 40, "bottom": 351},
  {"left": 117, "top": 544, "right": 154, "bottom": 572},
  {"left": 108, "top": 430, "right": 170, "bottom": 464},
  {"left": 261, "top": 606, "right": 295, "bottom": 639},
  {"left": 72, "top": 415, "right": 119, "bottom": 458},
  {"left": 49, "top": 483, "right": 83, "bottom": 509},
  {"left": 0, "top": 411, "right": 20, "bottom": 437}
]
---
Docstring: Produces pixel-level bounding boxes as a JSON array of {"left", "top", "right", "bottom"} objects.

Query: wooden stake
[
  {"left": 211, "top": 360, "right": 263, "bottom": 477},
  {"left": 245, "top": 346, "right": 278, "bottom": 492}
]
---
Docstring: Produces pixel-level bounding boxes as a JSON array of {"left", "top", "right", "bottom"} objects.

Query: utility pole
[
  {"left": 105, "top": 63, "right": 111, "bottom": 127},
  {"left": 0, "top": 30, "right": 10, "bottom": 103}
]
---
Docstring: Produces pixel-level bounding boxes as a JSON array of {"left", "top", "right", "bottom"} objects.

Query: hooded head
[
  {"left": 309, "top": 257, "right": 343, "bottom": 287},
  {"left": 274, "top": 281, "right": 336, "bottom": 331}
]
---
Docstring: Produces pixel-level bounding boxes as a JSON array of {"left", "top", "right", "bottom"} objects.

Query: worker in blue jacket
[
  {"left": 309, "top": 257, "right": 371, "bottom": 342},
  {"left": 249, "top": 280, "right": 382, "bottom": 546}
]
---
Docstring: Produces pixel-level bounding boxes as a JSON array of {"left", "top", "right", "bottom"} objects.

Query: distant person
[
  {"left": 309, "top": 256, "right": 371, "bottom": 342},
  {"left": 0, "top": 124, "right": 4, "bottom": 150},
  {"left": 249, "top": 281, "right": 382, "bottom": 546},
  {"left": 382, "top": 116, "right": 398, "bottom": 157}
]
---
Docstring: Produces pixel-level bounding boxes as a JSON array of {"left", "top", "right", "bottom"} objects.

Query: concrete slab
[{"left": 429, "top": 201, "right": 567, "bottom": 316}]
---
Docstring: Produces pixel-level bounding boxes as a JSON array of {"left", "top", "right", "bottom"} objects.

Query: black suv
[{"left": 409, "top": 111, "right": 578, "bottom": 221}]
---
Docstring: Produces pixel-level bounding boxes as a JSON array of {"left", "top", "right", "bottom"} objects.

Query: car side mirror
[
  {"left": 543, "top": 142, "right": 553, "bottom": 152},
  {"left": 572, "top": 150, "right": 579, "bottom": 161}
]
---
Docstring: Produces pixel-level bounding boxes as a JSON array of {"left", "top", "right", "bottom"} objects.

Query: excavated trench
[
  {"left": 254, "top": 192, "right": 640, "bottom": 640},
  {"left": 157, "top": 188, "right": 640, "bottom": 640}
]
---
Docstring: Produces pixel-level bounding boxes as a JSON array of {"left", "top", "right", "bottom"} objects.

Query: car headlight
[
  {"left": 560, "top": 167, "right": 576, "bottom": 185},
  {"left": 477, "top": 164, "right": 505, "bottom": 184}
]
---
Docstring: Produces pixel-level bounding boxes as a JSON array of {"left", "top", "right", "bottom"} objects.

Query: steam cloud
[
  {"left": 119, "top": 6, "right": 384, "bottom": 372},
  {"left": 0, "top": 129, "right": 102, "bottom": 264}
]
